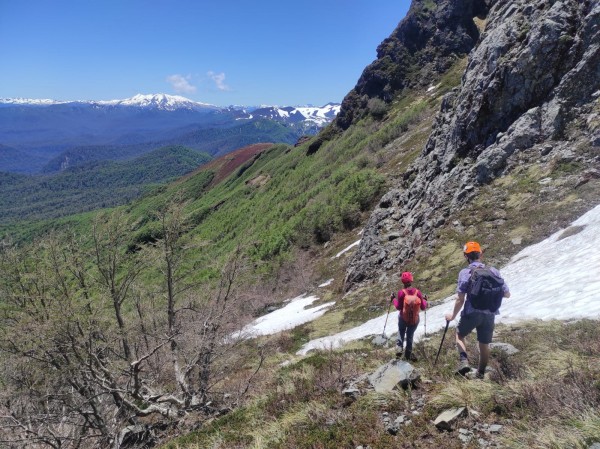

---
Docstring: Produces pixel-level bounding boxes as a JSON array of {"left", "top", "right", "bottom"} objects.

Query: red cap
[{"left": 400, "top": 272, "right": 413, "bottom": 283}]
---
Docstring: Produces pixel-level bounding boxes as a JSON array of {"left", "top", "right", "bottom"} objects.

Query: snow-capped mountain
[
  {"left": 0, "top": 94, "right": 340, "bottom": 118},
  {"left": 0, "top": 94, "right": 217, "bottom": 111},
  {"left": 230, "top": 103, "right": 341, "bottom": 126},
  {"left": 95, "top": 94, "right": 218, "bottom": 111},
  {"left": 0, "top": 98, "right": 69, "bottom": 106}
]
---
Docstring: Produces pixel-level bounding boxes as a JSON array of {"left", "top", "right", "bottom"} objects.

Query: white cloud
[
  {"left": 166, "top": 74, "right": 197, "bottom": 94},
  {"left": 207, "top": 71, "right": 231, "bottom": 91}
]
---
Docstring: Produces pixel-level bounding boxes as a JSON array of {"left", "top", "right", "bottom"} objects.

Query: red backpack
[{"left": 402, "top": 289, "right": 421, "bottom": 326}]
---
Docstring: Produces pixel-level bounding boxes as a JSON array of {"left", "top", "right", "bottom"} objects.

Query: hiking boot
[
  {"left": 455, "top": 358, "right": 471, "bottom": 376},
  {"left": 404, "top": 352, "right": 418, "bottom": 362},
  {"left": 395, "top": 348, "right": 403, "bottom": 358},
  {"left": 465, "top": 370, "right": 485, "bottom": 380}
]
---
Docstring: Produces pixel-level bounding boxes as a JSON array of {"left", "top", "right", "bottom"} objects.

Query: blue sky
[{"left": 0, "top": 1, "right": 410, "bottom": 106}]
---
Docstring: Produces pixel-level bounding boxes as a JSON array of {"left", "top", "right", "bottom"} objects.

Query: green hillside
[
  {"left": 0, "top": 145, "right": 211, "bottom": 225},
  {"left": 89, "top": 67, "right": 456, "bottom": 280},
  {"left": 40, "top": 119, "right": 305, "bottom": 173}
]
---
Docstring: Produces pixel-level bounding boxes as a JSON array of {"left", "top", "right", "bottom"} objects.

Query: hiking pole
[
  {"left": 382, "top": 294, "right": 394, "bottom": 337},
  {"left": 423, "top": 294, "right": 429, "bottom": 337},
  {"left": 434, "top": 320, "right": 451, "bottom": 366}
]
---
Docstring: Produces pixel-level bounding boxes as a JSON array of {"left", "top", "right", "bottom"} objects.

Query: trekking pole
[
  {"left": 423, "top": 294, "right": 429, "bottom": 337},
  {"left": 382, "top": 294, "right": 394, "bottom": 337},
  {"left": 434, "top": 320, "right": 450, "bottom": 366}
]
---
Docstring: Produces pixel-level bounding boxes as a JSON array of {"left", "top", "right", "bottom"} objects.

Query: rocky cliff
[
  {"left": 334, "top": 0, "right": 489, "bottom": 130},
  {"left": 345, "top": 0, "right": 600, "bottom": 289}
]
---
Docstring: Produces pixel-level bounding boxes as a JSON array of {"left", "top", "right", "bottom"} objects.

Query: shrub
[{"left": 367, "top": 97, "right": 388, "bottom": 118}]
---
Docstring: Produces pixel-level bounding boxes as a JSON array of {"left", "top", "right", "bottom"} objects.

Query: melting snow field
[
  {"left": 298, "top": 203, "right": 600, "bottom": 355},
  {"left": 240, "top": 295, "right": 335, "bottom": 338},
  {"left": 239, "top": 204, "right": 600, "bottom": 353}
]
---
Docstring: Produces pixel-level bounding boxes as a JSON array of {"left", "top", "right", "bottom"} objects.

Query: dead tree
[{"left": 0, "top": 208, "right": 263, "bottom": 448}]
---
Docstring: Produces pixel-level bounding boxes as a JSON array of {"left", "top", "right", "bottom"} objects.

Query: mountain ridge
[{"left": 0, "top": 94, "right": 341, "bottom": 174}]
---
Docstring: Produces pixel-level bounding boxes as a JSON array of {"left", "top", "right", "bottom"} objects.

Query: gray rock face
[
  {"left": 368, "top": 359, "right": 420, "bottom": 393},
  {"left": 345, "top": 0, "right": 600, "bottom": 289}
]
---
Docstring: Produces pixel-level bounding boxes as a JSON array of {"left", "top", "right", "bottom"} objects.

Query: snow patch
[
  {"left": 333, "top": 240, "right": 361, "bottom": 259},
  {"left": 319, "top": 279, "right": 334, "bottom": 288},
  {"left": 239, "top": 295, "right": 335, "bottom": 338}
]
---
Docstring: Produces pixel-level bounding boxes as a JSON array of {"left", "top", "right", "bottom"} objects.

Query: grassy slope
[
  {"left": 162, "top": 319, "right": 600, "bottom": 449},
  {"left": 120, "top": 73, "right": 451, "bottom": 286}
]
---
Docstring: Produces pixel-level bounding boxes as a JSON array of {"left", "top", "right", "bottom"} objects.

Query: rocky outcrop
[
  {"left": 334, "top": 0, "right": 489, "bottom": 130},
  {"left": 345, "top": 0, "right": 600, "bottom": 289}
]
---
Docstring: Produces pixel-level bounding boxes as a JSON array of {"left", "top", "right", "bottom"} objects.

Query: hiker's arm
[
  {"left": 445, "top": 292, "right": 465, "bottom": 321},
  {"left": 502, "top": 278, "right": 511, "bottom": 298},
  {"left": 391, "top": 292, "right": 401, "bottom": 310}
]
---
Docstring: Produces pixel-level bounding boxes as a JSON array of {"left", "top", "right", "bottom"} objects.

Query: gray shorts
[{"left": 457, "top": 311, "right": 495, "bottom": 344}]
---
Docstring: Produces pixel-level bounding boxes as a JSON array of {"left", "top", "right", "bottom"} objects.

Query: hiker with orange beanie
[{"left": 391, "top": 271, "right": 428, "bottom": 361}]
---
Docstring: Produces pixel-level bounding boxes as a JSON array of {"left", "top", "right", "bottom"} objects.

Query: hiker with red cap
[
  {"left": 445, "top": 241, "right": 511, "bottom": 379},
  {"left": 391, "top": 271, "right": 428, "bottom": 361}
]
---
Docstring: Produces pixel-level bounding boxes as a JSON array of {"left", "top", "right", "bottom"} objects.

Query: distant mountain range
[{"left": 0, "top": 94, "right": 340, "bottom": 173}]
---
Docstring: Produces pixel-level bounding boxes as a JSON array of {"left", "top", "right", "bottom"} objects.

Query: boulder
[
  {"left": 488, "top": 424, "right": 503, "bottom": 433},
  {"left": 434, "top": 407, "right": 467, "bottom": 430},
  {"left": 368, "top": 360, "right": 420, "bottom": 393},
  {"left": 342, "top": 387, "right": 360, "bottom": 399},
  {"left": 489, "top": 342, "right": 519, "bottom": 355}
]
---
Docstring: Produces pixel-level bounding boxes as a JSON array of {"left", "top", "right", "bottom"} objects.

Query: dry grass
[
  {"left": 162, "top": 320, "right": 600, "bottom": 449},
  {"left": 429, "top": 379, "right": 499, "bottom": 411}
]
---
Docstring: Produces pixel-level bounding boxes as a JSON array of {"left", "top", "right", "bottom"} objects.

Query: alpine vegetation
[{"left": 0, "top": 0, "right": 599, "bottom": 448}]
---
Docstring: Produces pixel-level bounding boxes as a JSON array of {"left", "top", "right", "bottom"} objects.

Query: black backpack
[{"left": 466, "top": 267, "right": 505, "bottom": 312}]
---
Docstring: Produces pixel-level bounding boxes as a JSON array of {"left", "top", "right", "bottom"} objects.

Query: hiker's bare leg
[
  {"left": 456, "top": 332, "right": 468, "bottom": 354},
  {"left": 478, "top": 342, "right": 490, "bottom": 373}
]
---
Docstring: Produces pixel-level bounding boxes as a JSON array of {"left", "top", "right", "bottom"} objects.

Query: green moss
[
  {"left": 160, "top": 406, "right": 255, "bottom": 448},
  {"left": 551, "top": 160, "right": 582, "bottom": 177}
]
